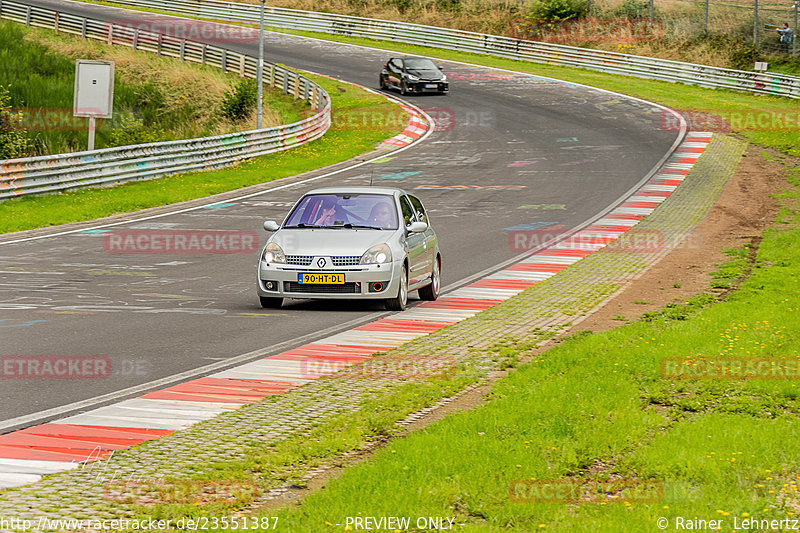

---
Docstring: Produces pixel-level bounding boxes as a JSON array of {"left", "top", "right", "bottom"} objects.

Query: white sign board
[
  {"left": 74, "top": 60, "right": 114, "bottom": 118},
  {"left": 755, "top": 61, "right": 768, "bottom": 72}
]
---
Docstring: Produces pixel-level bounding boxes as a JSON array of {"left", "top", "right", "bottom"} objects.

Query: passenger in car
[{"left": 368, "top": 202, "right": 394, "bottom": 228}]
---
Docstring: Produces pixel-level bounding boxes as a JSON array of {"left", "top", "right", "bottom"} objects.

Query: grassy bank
[
  {"left": 255, "top": 163, "right": 800, "bottom": 531},
  {"left": 0, "top": 20, "right": 302, "bottom": 156},
  {"left": 0, "top": 76, "right": 406, "bottom": 233},
  {"left": 230, "top": 0, "right": 800, "bottom": 70}
]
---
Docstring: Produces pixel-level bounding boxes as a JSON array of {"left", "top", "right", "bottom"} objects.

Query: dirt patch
[{"left": 580, "top": 143, "right": 788, "bottom": 332}]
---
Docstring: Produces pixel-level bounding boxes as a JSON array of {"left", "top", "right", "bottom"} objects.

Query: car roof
[
  {"left": 304, "top": 186, "right": 408, "bottom": 196},
  {"left": 391, "top": 56, "right": 431, "bottom": 61}
]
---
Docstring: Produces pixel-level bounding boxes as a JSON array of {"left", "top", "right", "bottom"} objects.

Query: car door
[
  {"left": 399, "top": 194, "right": 426, "bottom": 286},
  {"left": 388, "top": 58, "right": 403, "bottom": 89},
  {"left": 407, "top": 194, "right": 435, "bottom": 280}
]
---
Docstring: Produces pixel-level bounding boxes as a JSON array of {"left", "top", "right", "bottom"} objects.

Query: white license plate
[{"left": 425, "top": 84, "right": 437, "bottom": 88}]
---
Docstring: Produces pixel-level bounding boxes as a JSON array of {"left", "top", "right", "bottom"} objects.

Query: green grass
[
  {"left": 0, "top": 76, "right": 405, "bottom": 234},
  {"left": 240, "top": 166, "right": 800, "bottom": 532},
  {"left": 710, "top": 246, "right": 751, "bottom": 289},
  {"left": 0, "top": 20, "right": 305, "bottom": 155}
]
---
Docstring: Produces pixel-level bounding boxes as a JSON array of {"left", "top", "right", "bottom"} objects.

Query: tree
[{"left": 0, "top": 85, "right": 32, "bottom": 160}]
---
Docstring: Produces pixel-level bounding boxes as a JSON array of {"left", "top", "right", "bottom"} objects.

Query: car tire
[
  {"left": 380, "top": 76, "right": 387, "bottom": 90},
  {"left": 259, "top": 296, "right": 282, "bottom": 308},
  {"left": 385, "top": 264, "right": 408, "bottom": 311},
  {"left": 418, "top": 255, "right": 440, "bottom": 301},
  {"left": 400, "top": 81, "right": 408, "bottom": 96}
]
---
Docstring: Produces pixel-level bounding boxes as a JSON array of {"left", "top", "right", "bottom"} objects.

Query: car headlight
[
  {"left": 405, "top": 73, "right": 419, "bottom": 81},
  {"left": 440, "top": 74, "right": 447, "bottom": 81},
  {"left": 262, "top": 242, "right": 286, "bottom": 264},
  {"left": 360, "top": 243, "right": 392, "bottom": 265}
]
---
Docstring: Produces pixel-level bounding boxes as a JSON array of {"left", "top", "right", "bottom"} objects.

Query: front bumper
[
  {"left": 407, "top": 80, "right": 449, "bottom": 93},
  {"left": 257, "top": 260, "right": 402, "bottom": 300}
]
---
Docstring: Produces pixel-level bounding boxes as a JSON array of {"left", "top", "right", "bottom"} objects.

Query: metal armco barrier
[
  {"left": 110, "top": 0, "right": 800, "bottom": 99},
  {"left": 0, "top": 0, "right": 330, "bottom": 200}
]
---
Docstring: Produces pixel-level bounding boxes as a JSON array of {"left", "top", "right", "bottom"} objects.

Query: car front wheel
[
  {"left": 400, "top": 81, "right": 409, "bottom": 96},
  {"left": 385, "top": 264, "right": 408, "bottom": 311},
  {"left": 379, "top": 76, "right": 387, "bottom": 90},
  {"left": 418, "top": 255, "right": 440, "bottom": 301}
]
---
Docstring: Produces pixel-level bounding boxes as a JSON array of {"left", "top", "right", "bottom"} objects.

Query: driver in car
[{"left": 314, "top": 199, "right": 338, "bottom": 226}]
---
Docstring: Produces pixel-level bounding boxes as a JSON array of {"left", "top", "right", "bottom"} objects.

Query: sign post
[{"left": 74, "top": 60, "right": 114, "bottom": 151}]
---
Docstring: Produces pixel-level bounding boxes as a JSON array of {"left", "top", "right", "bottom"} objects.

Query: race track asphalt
[{"left": 0, "top": 0, "right": 682, "bottom": 430}]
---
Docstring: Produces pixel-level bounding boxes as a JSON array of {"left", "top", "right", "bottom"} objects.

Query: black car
[{"left": 380, "top": 57, "right": 449, "bottom": 95}]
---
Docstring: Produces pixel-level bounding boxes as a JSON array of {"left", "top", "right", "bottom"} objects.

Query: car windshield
[
  {"left": 284, "top": 194, "right": 399, "bottom": 230},
  {"left": 404, "top": 58, "right": 437, "bottom": 70}
]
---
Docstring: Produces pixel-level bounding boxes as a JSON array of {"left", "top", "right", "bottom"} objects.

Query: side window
[
  {"left": 399, "top": 196, "right": 415, "bottom": 227},
  {"left": 408, "top": 195, "right": 428, "bottom": 224},
  {"left": 390, "top": 59, "right": 401, "bottom": 70}
]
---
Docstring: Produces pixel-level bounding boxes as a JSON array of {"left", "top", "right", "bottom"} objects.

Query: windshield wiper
[
  {"left": 283, "top": 223, "right": 323, "bottom": 229},
  {"left": 343, "top": 224, "right": 385, "bottom": 230}
]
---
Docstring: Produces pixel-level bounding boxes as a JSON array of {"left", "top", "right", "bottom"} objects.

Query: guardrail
[
  {"left": 0, "top": 0, "right": 331, "bottom": 200},
  {"left": 110, "top": 0, "right": 800, "bottom": 99}
]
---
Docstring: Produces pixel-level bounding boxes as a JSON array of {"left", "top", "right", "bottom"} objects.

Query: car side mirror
[
  {"left": 407, "top": 221, "right": 428, "bottom": 233},
  {"left": 438, "top": 65, "right": 444, "bottom": 70},
  {"left": 263, "top": 220, "right": 280, "bottom": 232}
]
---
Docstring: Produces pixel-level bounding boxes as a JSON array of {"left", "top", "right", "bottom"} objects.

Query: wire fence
[
  {"left": 110, "top": 0, "right": 800, "bottom": 96},
  {"left": 516, "top": 0, "right": 800, "bottom": 56}
]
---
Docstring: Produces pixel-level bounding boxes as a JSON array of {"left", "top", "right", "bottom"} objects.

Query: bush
[
  {"left": 220, "top": 78, "right": 258, "bottom": 122},
  {"left": 0, "top": 85, "right": 33, "bottom": 159},
  {"left": 529, "top": 0, "right": 588, "bottom": 22},
  {"left": 730, "top": 44, "right": 762, "bottom": 70},
  {"left": 108, "top": 112, "right": 167, "bottom": 146},
  {"left": 436, "top": 0, "right": 461, "bottom": 13},
  {"left": 389, "top": 0, "right": 413, "bottom": 13},
  {"left": 612, "top": 0, "right": 651, "bottom": 20}
]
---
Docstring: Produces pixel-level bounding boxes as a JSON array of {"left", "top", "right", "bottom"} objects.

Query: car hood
[
  {"left": 270, "top": 228, "right": 397, "bottom": 256},
  {"left": 408, "top": 69, "right": 443, "bottom": 80}
]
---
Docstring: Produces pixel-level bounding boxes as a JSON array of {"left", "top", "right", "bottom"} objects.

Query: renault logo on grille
[{"left": 317, "top": 257, "right": 327, "bottom": 268}]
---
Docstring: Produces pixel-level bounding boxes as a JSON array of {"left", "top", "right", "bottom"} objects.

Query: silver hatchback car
[{"left": 256, "top": 187, "right": 441, "bottom": 310}]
